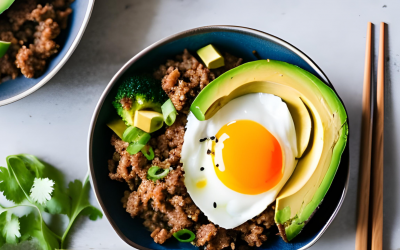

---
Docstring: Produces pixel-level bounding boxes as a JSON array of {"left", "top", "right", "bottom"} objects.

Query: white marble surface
[{"left": 1, "top": 0, "right": 399, "bottom": 249}]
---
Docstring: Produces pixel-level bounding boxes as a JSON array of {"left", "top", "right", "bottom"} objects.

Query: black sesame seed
[
  {"left": 216, "top": 139, "right": 219, "bottom": 143},
  {"left": 213, "top": 202, "right": 217, "bottom": 208},
  {"left": 207, "top": 149, "right": 211, "bottom": 155},
  {"left": 199, "top": 138, "right": 206, "bottom": 142},
  {"left": 216, "top": 164, "right": 219, "bottom": 167},
  {"left": 210, "top": 136, "right": 216, "bottom": 140},
  {"left": 200, "top": 167, "right": 204, "bottom": 171}
]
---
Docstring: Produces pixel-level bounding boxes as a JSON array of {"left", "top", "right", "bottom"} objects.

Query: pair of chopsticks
[{"left": 355, "top": 22, "right": 386, "bottom": 250}]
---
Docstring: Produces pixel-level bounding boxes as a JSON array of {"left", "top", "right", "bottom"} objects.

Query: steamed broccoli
[{"left": 113, "top": 74, "right": 168, "bottom": 126}]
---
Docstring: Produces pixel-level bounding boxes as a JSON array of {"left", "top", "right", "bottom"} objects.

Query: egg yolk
[{"left": 212, "top": 120, "right": 283, "bottom": 195}]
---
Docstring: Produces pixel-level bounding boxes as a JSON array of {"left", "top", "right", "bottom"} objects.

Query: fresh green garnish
[
  {"left": 30, "top": 178, "right": 55, "bottom": 204},
  {"left": 161, "top": 99, "right": 178, "bottom": 126},
  {"left": 0, "top": 154, "right": 102, "bottom": 249},
  {"left": 147, "top": 166, "right": 169, "bottom": 182},
  {"left": 122, "top": 126, "right": 139, "bottom": 142},
  {"left": 123, "top": 126, "right": 151, "bottom": 155},
  {"left": 0, "top": 41, "right": 11, "bottom": 59},
  {"left": 0, "top": 0, "right": 14, "bottom": 15},
  {"left": 0, "top": 0, "right": 14, "bottom": 59},
  {"left": 172, "top": 229, "right": 196, "bottom": 243},
  {"left": 113, "top": 74, "right": 168, "bottom": 126},
  {"left": 141, "top": 145, "right": 154, "bottom": 160}
]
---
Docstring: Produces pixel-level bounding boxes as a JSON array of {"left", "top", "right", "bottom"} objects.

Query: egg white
[{"left": 181, "top": 93, "right": 297, "bottom": 229}]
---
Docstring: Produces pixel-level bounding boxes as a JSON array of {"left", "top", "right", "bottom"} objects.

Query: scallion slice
[
  {"left": 147, "top": 166, "right": 169, "bottom": 181},
  {"left": 161, "top": 99, "right": 178, "bottom": 126},
  {"left": 0, "top": 41, "right": 11, "bottom": 59},
  {"left": 0, "top": 0, "right": 15, "bottom": 15},
  {"left": 141, "top": 145, "right": 154, "bottom": 160},
  {"left": 123, "top": 127, "right": 151, "bottom": 154},
  {"left": 172, "top": 229, "right": 195, "bottom": 243}
]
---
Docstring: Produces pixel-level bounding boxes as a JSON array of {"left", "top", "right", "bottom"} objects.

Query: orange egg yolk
[{"left": 212, "top": 120, "right": 283, "bottom": 195}]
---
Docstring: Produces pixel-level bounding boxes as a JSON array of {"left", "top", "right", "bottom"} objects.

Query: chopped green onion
[
  {"left": 141, "top": 145, "right": 154, "bottom": 160},
  {"left": 123, "top": 127, "right": 151, "bottom": 155},
  {"left": 147, "top": 166, "right": 169, "bottom": 182},
  {"left": 0, "top": 0, "right": 15, "bottom": 15},
  {"left": 122, "top": 126, "right": 139, "bottom": 142},
  {"left": 161, "top": 99, "right": 178, "bottom": 126},
  {"left": 173, "top": 229, "right": 196, "bottom": 243},
  {"left": 0, "top": 41, "right": 11, "bottom": 59}
]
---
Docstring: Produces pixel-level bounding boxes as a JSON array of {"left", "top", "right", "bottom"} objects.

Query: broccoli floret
[{"left": 113, "top": 74, "right": 168, "bottom": 126}]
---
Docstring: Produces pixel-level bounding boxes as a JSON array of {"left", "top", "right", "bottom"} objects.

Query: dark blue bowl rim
[
  {"left": 87, "top": 25, "right": 350, "bottom": 250},
  {"left": 0, "top": 0, "right": 95, "bottom": 107}
]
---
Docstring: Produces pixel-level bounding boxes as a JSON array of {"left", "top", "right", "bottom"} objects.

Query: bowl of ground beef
[
  {"left": 88, "top": 25, "right": 350, "bottom": 250},
  {"left": 0, "top": 0, "right": 94, "bottom": 106}
]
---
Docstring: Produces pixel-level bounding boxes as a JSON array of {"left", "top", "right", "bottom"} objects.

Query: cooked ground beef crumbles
[
  {"left": 0, "top": 0, "right": 73, "bottom": 82},
  {"left": 109, "top": 50, "right": 276, "bottom": 249}
]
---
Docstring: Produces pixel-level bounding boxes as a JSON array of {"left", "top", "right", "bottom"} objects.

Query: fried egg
[{"left": 181, "top": 93, "right": 297, "bottom": 228}]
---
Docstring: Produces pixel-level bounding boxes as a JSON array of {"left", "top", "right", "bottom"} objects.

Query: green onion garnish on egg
[
  {"left": 147, "top": 166, "right": 169, "bottom": 182},
  {"left": 172, "top": 229, "right": 196, "bottom": 243},
  {"left": 161, "top": 99, "right": 178, "bottom": 126}
]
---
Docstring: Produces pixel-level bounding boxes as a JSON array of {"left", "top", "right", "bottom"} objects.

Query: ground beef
[
  {"left": 155, "top": 49, "right": 217, "bottom": 111},
  {"left": 109, "top": 50, "right": 276, "bottom": 249},
  {"left": 0, "top": 0, "right": 73, "bottom": 82},
  {"left": 196, "top": 224, "right": 217, "bottom": 246},
  {"left": 150, "top": 114, "right": 187, "bottom": 167},
  {"left": 207, "top": 228, "right": 235, "bottom": 250}
]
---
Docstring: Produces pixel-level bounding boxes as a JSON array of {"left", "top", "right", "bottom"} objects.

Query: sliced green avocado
[
  {"left": 107, "top": 118, "right": 127, "bottom": 138},
  {"left": 190, "top": 60, "right": 348, "bottom": 241}
]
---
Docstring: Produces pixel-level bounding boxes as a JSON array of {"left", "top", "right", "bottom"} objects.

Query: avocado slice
[
  {"left": 190, "top": 60, "right": 348, "bottom": 241},
  {"left": 134, "top": 110, "right": 164, "bottom": 133},
  {"left": 197, "top": 44, "right": 225, "bottom": 69},
  {"left": 107, "top": 118, "right": 128, "bottom": 138}
]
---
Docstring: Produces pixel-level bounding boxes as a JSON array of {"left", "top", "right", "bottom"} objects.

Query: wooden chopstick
[
  {"left": 355, "top": 22, "right": 374, "bottom": 250},
  {"left": 370, "top": 22, "right": 386, "bottom": 250}
]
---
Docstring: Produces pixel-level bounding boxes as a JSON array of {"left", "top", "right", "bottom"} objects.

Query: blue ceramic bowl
[
  {"left": 0, "top": 0, "right": 95, "bottom": 106},
  {"left": 88, "top": 26, "right": 350, "bottom": 250}
]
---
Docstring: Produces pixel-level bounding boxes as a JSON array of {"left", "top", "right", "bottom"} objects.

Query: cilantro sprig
[{"left": 0, "top": 154, "right": 103, "bottom": 249}]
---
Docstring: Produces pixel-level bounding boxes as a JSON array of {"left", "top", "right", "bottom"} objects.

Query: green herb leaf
[
  {"left": 15, "top": 154, "right": 71, "bottom": 215},
  {"left": 30, "top": 178, "right": 54, "bottom": 205},
  {"left": 61, "top": 175, "right": 102, "bottom": 247},
  {"left": 44, "top": 185, "right": 70, "bottom": 215},
  {"left": 0, "top": 156, "right": 36, "bottom": 204},
  {"left": 0, "top": 211, "right": 21, "bottom": 244},
  {"left": 0, "top": 167, "right": 26, "bottom": 204},
  {"left": 161, "top": 99, "right": 178, "bottom": 126},
  {"left": 19, "top": 211, "right": 60, "bottom": 250},
  {"left": 0, "top": 154, "right": 102, "bottom": 249}
]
